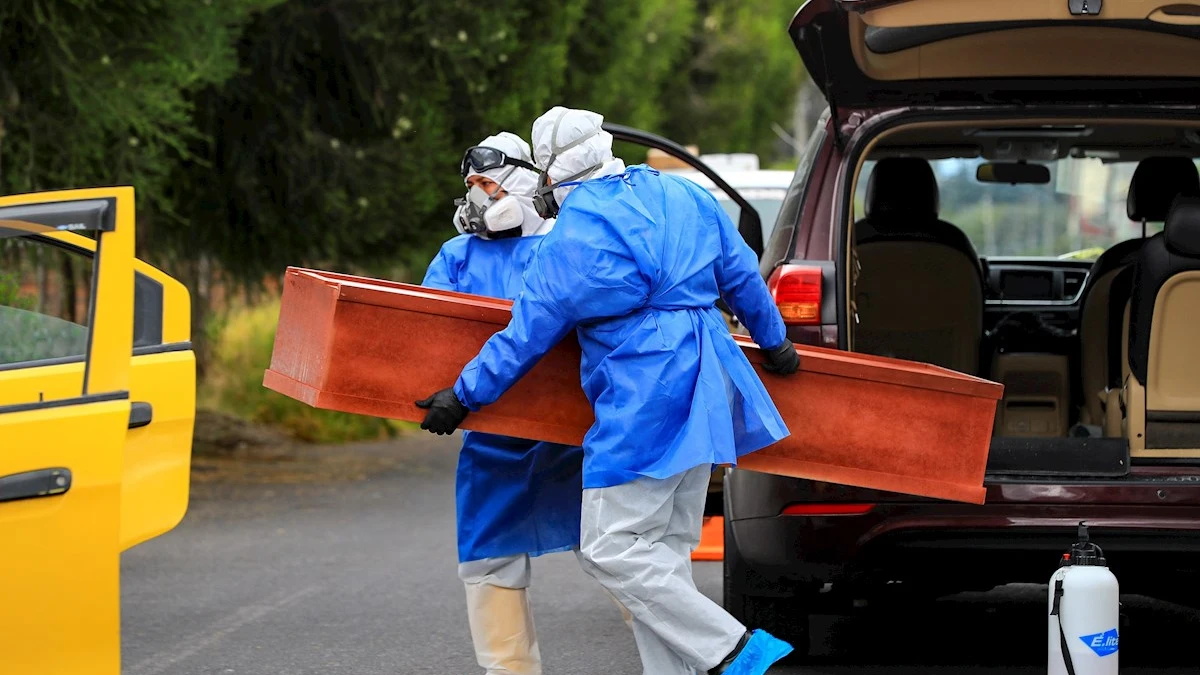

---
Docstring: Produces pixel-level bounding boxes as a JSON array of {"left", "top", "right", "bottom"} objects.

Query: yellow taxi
[{"left": 0, "top": 187, "right": 195, "bottom": 674}]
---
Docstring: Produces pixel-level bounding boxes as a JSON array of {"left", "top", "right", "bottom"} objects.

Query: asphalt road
[{"left": 122, "top": 434, "right": 1200, "bottom": 674}]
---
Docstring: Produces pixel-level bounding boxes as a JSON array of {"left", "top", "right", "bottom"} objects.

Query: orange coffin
[{"left": 264, "top": 267, "right": 1003, "bottom": 504}]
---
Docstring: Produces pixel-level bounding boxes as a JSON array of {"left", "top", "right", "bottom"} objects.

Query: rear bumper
[{"left": 726, "top": 466, "right": 1200, "bottom": 597}]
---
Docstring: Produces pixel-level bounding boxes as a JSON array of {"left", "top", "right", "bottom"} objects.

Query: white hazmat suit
[
  {"left": 428, "top": 130, "right": 632, "bottom": 675},
  {"left": 529, "top": 106, "right": 791, "bottom": 675}
]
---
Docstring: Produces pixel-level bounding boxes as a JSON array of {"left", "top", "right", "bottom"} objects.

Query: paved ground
[{"left": 122, "top": 433, "right": 1200, "bottom": 674}]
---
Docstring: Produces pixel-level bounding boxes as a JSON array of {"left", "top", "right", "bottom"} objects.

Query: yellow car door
[
  {"left": 0, "top": 188, "right": 136, "bottom": 674},
  {"left": 118, "top": 252, "right": 195, "bottom": 549},
  {"left": 0, "top": 219, "right": 195, "bottom": 552}
]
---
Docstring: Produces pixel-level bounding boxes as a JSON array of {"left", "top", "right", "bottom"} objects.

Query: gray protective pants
[
  {"left": 577, "top": 464, "right": 746, "bottom": 674},
  {"left": 459, "top": 554, "right": 634, "bottom": 675}
]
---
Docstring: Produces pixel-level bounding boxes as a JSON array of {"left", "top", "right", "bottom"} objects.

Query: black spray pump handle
[{"left": 1066, "top": 520, "right": 1107, "bottom": 566}]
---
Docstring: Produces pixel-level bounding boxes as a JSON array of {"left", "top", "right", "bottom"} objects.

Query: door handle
[
  {"left": 0, "top": 468, "right": 72, "bottom": 504},
  {"left": 128, "top": 401, "right": 153, "bottom": 429}
]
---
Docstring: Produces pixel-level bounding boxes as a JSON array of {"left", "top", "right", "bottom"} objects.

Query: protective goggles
[{"left": 460, "top": 145, "right": 538, "bottom": 177}]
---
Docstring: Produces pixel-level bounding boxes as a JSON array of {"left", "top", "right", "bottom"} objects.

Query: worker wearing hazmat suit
[
  {"left": 417, "top": 108, "right": 801, "bottom": 675},
  {"left": 421, "top": 131, "right": 604, "bottom": 675}
]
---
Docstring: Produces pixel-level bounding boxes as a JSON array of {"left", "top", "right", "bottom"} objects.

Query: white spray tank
[{"left": 1049, "top": 521, "right": 1120, "bottom": 675}]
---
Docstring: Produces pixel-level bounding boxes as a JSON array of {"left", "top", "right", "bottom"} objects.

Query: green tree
[
  {"left": 0, "top": 0, "right": 279, "bottom": 205},
  {"left": 560, "top": 0, "right": 697, "bottom": 131},
  {"left": 0, "top": 271, "right": 34, "bottom": 310},
  {"left": 164, "top": 0, "right": 586, "bottom": 287},
  {"left": 660, "top": 0, "right": 805, "bottom": 161},
  {"left": 0, "top": 1, "right": 283, "bottom": 376}
]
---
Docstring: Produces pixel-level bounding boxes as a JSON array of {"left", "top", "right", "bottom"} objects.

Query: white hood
[{"left": 531, "top": 106, "right": 623, "bottom": 206}]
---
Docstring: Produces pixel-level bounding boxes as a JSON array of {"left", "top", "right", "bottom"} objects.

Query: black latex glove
[
  {"left": 761, "top": 339, "right": 801, "bottom": 375},
  {"left": 415, "top": 388, "right": 469, "bottom": 435}
]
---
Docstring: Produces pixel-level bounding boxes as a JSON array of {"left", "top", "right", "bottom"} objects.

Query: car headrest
[
  {"left": 865, "top": 157, "right": 939, "bottom": 220},
  {"left": 1127, "top": 156, "right": 1200, "bottom": 222},
  {"left": 1165, "top": 197, "right": 1200, "bottom": 257}
]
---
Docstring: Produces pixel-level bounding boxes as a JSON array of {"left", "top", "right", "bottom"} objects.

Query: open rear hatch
[{"left": 792, "top": 0, "right": 1200, "bottom": 109}]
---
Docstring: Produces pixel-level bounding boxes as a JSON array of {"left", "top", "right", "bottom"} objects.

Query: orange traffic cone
[{"left": 692, "top": 515, "right": 724, "bottom": 561}]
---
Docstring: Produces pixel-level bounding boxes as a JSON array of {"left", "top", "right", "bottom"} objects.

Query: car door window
[
  {"left": 761, "top": 108, "right": 831, "bottom": 273},
  {"left": 1, "top": 234, "right": 167, "bottom": 370},
  {"left": 0, "top": 237, "right": 93, "bottom": 367}
]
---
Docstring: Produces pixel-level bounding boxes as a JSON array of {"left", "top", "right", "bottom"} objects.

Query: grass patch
[{"left": 200, "top": 297, "right": 415, "bottom": 444}]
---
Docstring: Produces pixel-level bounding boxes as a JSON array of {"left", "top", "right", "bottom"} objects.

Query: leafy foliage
[
  {"left": 0, "top": 272, "right": 34, "bottom": 310},
  {"left": 158, "top": 0, "right": 806, "bottom": 284},
  {"left": 560, "top": 0, "right": 697, "bottom": 131},
  {"left": 1, "top": 0, "right": 806, "bottom": 283},
  {"left": 660, "top": 0, "right": 804, "bottom": 159},
  {"left": 0, "top": 306, "right": 87, "bottom": 364},
  {"left": 0, "top": 0, "right": 279, "bottom": 206}
]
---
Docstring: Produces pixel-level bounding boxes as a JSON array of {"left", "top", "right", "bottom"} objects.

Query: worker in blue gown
[
  {"left": 417, "top": 108, "right": 802, "bottom": 675},
  {"left": 421, "top": 131, "right": 613, "bottom": 675}
]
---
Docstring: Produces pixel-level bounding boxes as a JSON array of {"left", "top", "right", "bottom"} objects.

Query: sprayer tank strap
[{"left": 1051, "top": 578, "right": 1078, "bottom": 675}]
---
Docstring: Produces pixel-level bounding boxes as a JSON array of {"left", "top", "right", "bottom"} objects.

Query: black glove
[
  {"left": 761, "top": 339, "right": 800, "bottom": 375},
  {"left": 415, "top": 388, "right": 470, "bottom": 435}
]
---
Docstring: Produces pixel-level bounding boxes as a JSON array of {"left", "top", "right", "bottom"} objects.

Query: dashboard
[
  {"left": 982, "top": 258, "right": 1091, "bottom": 306},
  {"left": 978, "top": 258, "right": 1093, "bottom": 354}
]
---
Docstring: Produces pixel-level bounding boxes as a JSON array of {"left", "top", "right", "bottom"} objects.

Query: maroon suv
[{"left": 709, "top": 0, "right": 1200, "bottom": 658}]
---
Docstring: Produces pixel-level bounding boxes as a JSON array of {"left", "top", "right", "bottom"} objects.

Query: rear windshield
[{"left": 854, "top": 157, "right": 1200, "bottom": 261}]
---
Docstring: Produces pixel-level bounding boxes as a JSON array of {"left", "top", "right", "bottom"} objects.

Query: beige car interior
[
  {"left": 1079, "top": 157, "right": 1200, "bottom": 426},
  {"left": 852, "top": 156, "right": 983, "bottom": 375},
  {"left": 862, "top": 0, "right": 1200, "bottom": 27},
  {"left": 846, "top": 1, "right": 1200, "bottom": 82},
  {"left": 1121, "top": 198, "right": 1200, "bottom": 457},
  {"left": 991, "top": 353, "right": 1072, "bottom": 437},
  {"left": 847, "top": 120, "right": 1200, "bottom": 456}
]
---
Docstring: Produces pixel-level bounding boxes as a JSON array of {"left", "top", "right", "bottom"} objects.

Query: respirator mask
[
  {"left": 453, "top": 170, "right": 525, "bottom": 240},
  {"left": 455, "top": 145, "right": 543, "bottom": 239},
  {"left": 531, "top": 120, "right": 604, "bottom": 219}
]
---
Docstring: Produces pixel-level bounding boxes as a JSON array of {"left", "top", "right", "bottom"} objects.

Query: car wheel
[{"left": 722, "top": 493, "right": 811, "bottom": 660}]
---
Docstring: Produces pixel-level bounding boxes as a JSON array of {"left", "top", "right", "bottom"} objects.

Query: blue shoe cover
[{"left": 721, "top": 629, "right": 794, "bottom": 675}]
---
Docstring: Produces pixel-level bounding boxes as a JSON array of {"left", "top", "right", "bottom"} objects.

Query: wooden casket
[{"left": 264, "top": 267, "right": 1004, "bottom": 504}]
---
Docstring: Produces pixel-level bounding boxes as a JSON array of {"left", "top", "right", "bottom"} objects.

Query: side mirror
[{"left": 738, "top": 209, "right": 764, "bottom": 260}]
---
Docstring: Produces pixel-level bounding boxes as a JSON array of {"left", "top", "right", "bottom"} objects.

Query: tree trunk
[
  {"left": 36, "top": 247, "right": 47, "bottom": 313},
  {"left": 61, "top": 254, "right": 76, "bottom": 323},
  {"left": 176, "top": 255, "right": 215, "bottom": 380}
]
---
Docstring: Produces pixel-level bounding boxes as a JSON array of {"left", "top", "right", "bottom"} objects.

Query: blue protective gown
[
  {"left": 453, "top": 165, "right": 791, "bottom": 489},
  {"left": 423, "top": 233, "right": 585, "bottom": 563}
]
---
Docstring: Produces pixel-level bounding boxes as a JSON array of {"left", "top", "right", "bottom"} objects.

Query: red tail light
[
  {"left": 767, "top": 264, "right": 822, "bottom": 325},
  {"left": 781, "top": 503, "right": 874, "bottom": 516}
]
